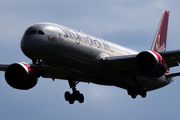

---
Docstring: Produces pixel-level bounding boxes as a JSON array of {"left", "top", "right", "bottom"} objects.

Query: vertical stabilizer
[{"left": 151, "top": 11, "right": 169, "bottom": 52}]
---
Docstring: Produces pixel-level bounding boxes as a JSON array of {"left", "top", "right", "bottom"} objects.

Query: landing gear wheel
[
  {"left": 64, "top": 90, "right": 84, "bottom": 104},
  {"left": 73, "top": 90, "right": 80, "bottom": 97},
  {"left": 78, "top": 94, "right": 84, "bottom": 103},
  {"left": 127, "top": 86, "right": 133, "bottom": 95},
  {"left": 64, "top": 92, "right": 75, "bottom": 104},
  {"left": 138, "top": 86, "right": 147, "bottom": 98},
  {"left": 131, "top": 94, "right": 137, "bottom": 99},
  {"left": 68, "top": 95, "right": 75, "bottom": 104},
  {"left": 140, "top": 90, "right": 147, "bottom": 98},
  {"left": 128, "top": 86, "right": 137, "bottom": 99},
  {"left": 127, "top": 86, "right": 147, "bottom": 99},
  {"left": 64, "top": 91, "right": 71, "bottom": 101}
]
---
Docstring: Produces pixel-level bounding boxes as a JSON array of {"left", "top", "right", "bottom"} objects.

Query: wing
[
  {"left": 100, "top": 54, "right": 137, "bottom": 71},
  {"left": 159, "top": 50, "right": 180, "bottom": 68},
  {"left": 0, "top": 63, "right": 68, "bottom": 80},
  {"left": 30, "top": 64, "right": 69, "bottom": 80},
  {"left": 2, "top": 50, "right": 180, "bottom": 79},
  {"left": 100, "top": 50, "right": 180, "bottom": 78},
  {"left": 0, "top": 64, "right": 9, "bottom": 71}
]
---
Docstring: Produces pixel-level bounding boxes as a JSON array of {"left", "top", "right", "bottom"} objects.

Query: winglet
[{"left": 151, "top": 10, "right": 170, "bottom": 52}]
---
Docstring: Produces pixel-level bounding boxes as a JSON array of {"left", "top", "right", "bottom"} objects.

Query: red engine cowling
[
  {"left": 135, "top": 51, "right": 167, "bottom": 78},
  {"left": 5, "top": 63, "right": 38, "bottom": 90}
]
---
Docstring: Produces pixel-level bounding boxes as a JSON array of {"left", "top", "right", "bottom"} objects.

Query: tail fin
[{"left": 151, "top": 10, "right": 170, "bottom": 52}]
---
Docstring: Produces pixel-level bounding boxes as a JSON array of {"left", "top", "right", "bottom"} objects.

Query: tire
[
  {"left": 69, "top": 98, "right": 75, "bottom": 104},
  {"left": 78, "top": 94, "right": 84, "bottom": 103},
  {"left": 131, "top": 94, "right": 137, "bottom": 99},
  {"left": 141, "top": 91, "right": 147, "bottom": 98},
  {"left": 127, "top": 86, "right": 133, "bottom": 95},
  {"left": 68, "top": 94, "right": 75, "bottom": 104},
  {"left": 64, "top": 91, "right": 71, "bottom": 101}
]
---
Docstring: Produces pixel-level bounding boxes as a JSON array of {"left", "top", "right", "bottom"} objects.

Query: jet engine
[
  {"left": 5, "top": 63, "right": 38, "bottom": 90},
  {"left": 135, "top": 51, "right": 167, "bottom": 78}
]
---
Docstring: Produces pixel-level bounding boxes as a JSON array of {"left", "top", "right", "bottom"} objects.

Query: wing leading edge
[{"left": 100, "top": 50, "right": 180, "bottom": 74}]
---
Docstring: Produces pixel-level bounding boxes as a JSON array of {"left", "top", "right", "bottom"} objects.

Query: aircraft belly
[
  {"left": 78, "top": 73, "right": 170, "bottom": 92},
  {"left": 76, "top": 73, "right": 132, "bottom": 87}
]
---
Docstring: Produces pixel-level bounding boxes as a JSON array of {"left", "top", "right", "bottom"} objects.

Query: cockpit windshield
[
  {"left": 38, "top": 30, "right": 45, "bottom": 35},
  {"left": 25, "top": 30, "right": 45, "bottom": 35}
]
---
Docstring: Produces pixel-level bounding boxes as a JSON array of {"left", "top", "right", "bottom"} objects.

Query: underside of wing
[
  {"left": 100, "top": 49, "right": 180, "bottom": 71},
  {"left": 100, "top": 54, "right": 137, "bottom": 72},
  {"left": 30, "top": 64, "right": 69, "bottom": 80},
  {"left": 159, "top": 50, "right": 180, "bottom": 68},
  {"left": 0, "top": 64, "right": 10, "bottom": 71},
  {"left": 0, "top": 63, "right": 69, "bottom": 80}
]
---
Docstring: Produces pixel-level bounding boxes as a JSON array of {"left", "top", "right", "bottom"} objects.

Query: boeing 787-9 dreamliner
[{"left": 1, "top": 11, "right": 180, "bottom": 104}]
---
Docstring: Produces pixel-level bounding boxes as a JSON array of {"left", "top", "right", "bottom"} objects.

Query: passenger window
[
  {"left": 29, "top": 30, "right": 37, "bottom": 34},
  {"left": 38, "top": 30, "right": 45, "bottom": 35}
]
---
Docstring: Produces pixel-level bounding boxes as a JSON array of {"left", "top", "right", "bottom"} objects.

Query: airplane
[{"left": 1, "top": 10, "right": 180, "bottom": 104}]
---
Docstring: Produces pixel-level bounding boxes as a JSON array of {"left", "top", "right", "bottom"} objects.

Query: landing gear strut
[
  {"left": 127, "top": 85, "right": 147, "bottom": 99},
  {"left": 127, "top": 71, "right": 147, "bottom": 99},
  {"left": 64, "top": 79, "right": 84, "bottom": 104}
]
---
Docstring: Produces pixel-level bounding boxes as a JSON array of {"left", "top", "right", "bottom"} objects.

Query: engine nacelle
[
  {"left": 5, "top": 63, "right": 38, "bottom": 90},
  {"left": 135, "top": 51, "right": 167, "bottom": 78}
]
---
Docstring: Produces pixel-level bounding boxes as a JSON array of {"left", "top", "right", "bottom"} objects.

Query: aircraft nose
[
  {"left": 20, "top": 23, "right": 61, "bottom": 59},
  {"left": 21, "top": 24, "right": 46, "bottom": 45},
  {"left": 20, "top": 26, "right": 46, "bottom": 59},
  {"left": 21, "top": 29, "right": 45, "bottom": 46}
]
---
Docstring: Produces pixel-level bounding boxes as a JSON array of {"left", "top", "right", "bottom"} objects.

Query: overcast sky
[{"left": 1, "top": 0, "right": 180, "bottom": 120}]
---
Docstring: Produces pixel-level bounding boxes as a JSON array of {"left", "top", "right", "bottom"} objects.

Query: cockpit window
[
  {"left": 24, "top": 30, "right": 30, "bottom": 35},
  {"left": 25, "top": 30, "right": 45, "bottom": 35},
  {"left": 38, "top": 30, "right": 45, "bottom": 35},
  {"left": 29, "top": 30, "right": 37, "bottom": 34}
]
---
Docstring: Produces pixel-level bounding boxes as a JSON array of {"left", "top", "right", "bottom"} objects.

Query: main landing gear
[
  {"left": 64, "top": 79, "right": 84, "bottom": 104},
  {"left": 127, "top": 85, "right": 147, "bottom": 99}
]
